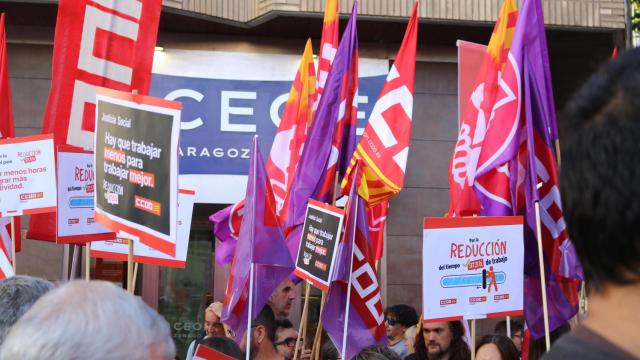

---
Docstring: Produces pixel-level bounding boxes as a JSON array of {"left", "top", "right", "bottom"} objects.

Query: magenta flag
[
  {"left": 284, "top": 1, "right": 359, "bottom": 259},
  {"left": 221, "top": 137, "right": 295, "bottom": 341},
  {"left": 321, "top": 163, "right": 386, "bottom": 358}
]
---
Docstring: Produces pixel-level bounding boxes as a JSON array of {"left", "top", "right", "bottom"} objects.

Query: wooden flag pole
[
  {"left": 293, "top": 282, "right": 311, "bottom": 360},
  {"left": 127, "top": 239, "right": 134, "bottom": 294},
  {"left": 471, "top": 319, "right": 476, "bottom": 360},
  {"left": 85, "top": 244, "right": 90, "bottom": 281},
  {"left": 534, "top": 201, "right": 552, "bottom": 351},
  {"left": 10, "top": 217, "right": 16, "bottom": 273}
]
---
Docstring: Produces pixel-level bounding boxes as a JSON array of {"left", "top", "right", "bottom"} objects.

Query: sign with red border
[
  {"left": 422, "top": 216, "right": 524, "bottom": 323},
  {"left": 90, "top": 189, "right": 195, "bottom": 268},
  {"left": 293, "top": 199, "right": 345, "bottom": 292},
  {"left": 94, "top": 87, "right": 180, "bottom": 256},
  {"left": 194, "top": 344, "right": 236, "bottom": 360},
  {"left": 0, "top": 134, "right": 57, "bottom": 217},
  {"left": 57, "top": 145, "right": 115, "bottom": 243}
]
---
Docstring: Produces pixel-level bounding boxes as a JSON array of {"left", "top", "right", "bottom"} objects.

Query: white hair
[{"left": 0, "top": 280, "right": 175, "bottom": 360}]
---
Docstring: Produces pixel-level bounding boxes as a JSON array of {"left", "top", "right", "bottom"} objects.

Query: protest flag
[
  {"left": 341, "top": 1, "right": 418, "bottom": 205},
  {"left": 513, "top": 0, "right": 582, "bottom": 344},
  {"left": 448, "top": 0, "right": 518, "bottom": 216},
  {"left": 0, "top": 218, "right": 14, "bottom": 280},
  {"left": 210, "top": 40, "right": 317, "bottom": 265},
  {"left": 315, "top": 0, "right": 340, "bottom": 107},
  {"left": 0, "top": 13, "right": 20, "bottom": 266},
  {"left": 27, "top": 0, "right": 162, "bottom": 242},
  {"left": 284, "top": 2, "right": 359, "bottom": 256},
  {"left": 367, "top": 201, "right": 388, "bottom": 262},
  {"left": 322, "top": 163, "right": 386, "bottom": 359},
  {"left": 221, "top": 137, "right": 295, "bottom": 345}
]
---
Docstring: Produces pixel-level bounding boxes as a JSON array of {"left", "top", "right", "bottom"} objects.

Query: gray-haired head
[
  {"left": 0, "top": 275, "right": 54, "bottom": 345},
  {"left": 0, "top": 280, "right": 175, "bottom": 360}
]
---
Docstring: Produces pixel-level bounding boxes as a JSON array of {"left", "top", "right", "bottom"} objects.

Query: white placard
[
  {"left": 423, "top": 217, "right": 524, "bottom": 322},
  {"left": 57, "top": 148, "right": 114, "bottom": 243},
  {"left": 0, "top": 134, "right": 57, "bottom": 217},
  {"left": 91, "top": 189, "right": 195, "bottom": 268}
]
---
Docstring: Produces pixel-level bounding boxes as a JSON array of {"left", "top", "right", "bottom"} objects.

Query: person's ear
[{"left": 256, "top": 325, "right": 267, "bottom": 344}]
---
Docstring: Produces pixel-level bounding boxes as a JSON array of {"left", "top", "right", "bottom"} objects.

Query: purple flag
[
  {"left": 284, "top": 1, "right": 359, "bottom": 259},
  {"left": 322, "top": 163, "right": 387, "bottom": 359},
  {"left": 209, "top": 204, "right": 237, "bottom": 265},
  {"left": 513, "top": 0, "right": 583, "bottom": 339},
  {"left": 221, "top": 136, "right": 295, "bottom": 341}
]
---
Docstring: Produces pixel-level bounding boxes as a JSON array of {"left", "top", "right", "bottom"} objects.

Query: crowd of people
[{"left": 1, "top": 43, "right": 640, "bottom": 360}]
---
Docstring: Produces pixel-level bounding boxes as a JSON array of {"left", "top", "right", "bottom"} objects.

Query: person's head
[
  {"left": 0, "top": 275, "right": 54, "bottom": 345},
  {"left": 352, "top": 345, "right": 402, "bottom": 360},
  {"left": 240, "top": 304, "right": 278, "bottom": 359},
  {"left": 274, "top": 319, "right": 301, "bottom": 359},
  {"left": 384, "top": 304, "right": 418, "bottom": 342},
  {"left": 415, "top": 321, "right": 470, "bottom": 360},
  {"left": 475, "top": 334, "right": 519, "bottom": 360},
  {"left": 268, "top": 278, "right": 296, "bottom": 319},
  {"left": 199, "top": 336, "right": 242, "bottom": 359},
  {"left": 493, "top": 319, "right": 523, "bottom": 353},
  {"left": 404, "top": 325, "right": 417, "bottom": 355},
  {"left": 0, "top": 280, "right": 174, "bottom": 360},
  {"left": 204, "top": 302, "right": 225, "bottom": 338},
  {"left": 560, "top": 46, "right": 640, "bottom": 291}
]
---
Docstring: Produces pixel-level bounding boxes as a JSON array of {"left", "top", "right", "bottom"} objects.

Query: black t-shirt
[{"left": 544, "top": 326, "right": 638, "bottom": 360}]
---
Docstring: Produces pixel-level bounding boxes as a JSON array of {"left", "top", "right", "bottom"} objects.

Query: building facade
[{"left": 2, "top": 0, "right": 627, "bottom": 355}]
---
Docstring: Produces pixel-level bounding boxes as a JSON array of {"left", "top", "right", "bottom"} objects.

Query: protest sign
[
  {"left": 422, "top": 217, "right": 524, "bottom": 322},
  {"left": 91, "top": 189, "right": 195, "bottom": 268},
  {"left": 94, "top": 88, "right": 180, "bottom": 256},
  {"left": 57, "top": 146, "right": 115, "bottom": 243},
  {"left": 194, "top": 344, "right": 236, "bottom": 360},
  {"left": 0, "top": 134, "right": 57, "bottom": 217},
  {"left": 293, "top": 199, "right": 345, "bottom": 291}
]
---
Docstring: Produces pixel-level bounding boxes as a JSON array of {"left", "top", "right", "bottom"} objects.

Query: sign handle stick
[
  {"left": 293, "top": 282, "right": 311, "bottom": 360},
  {"left": 10, "top": 217, "right": 16, "bottom": 273},
  {"left": 85, "top": 244, "right": 90, "bottom": 281},
  {"left": 127, "top": 239, "right": 134, "bottom": 294},
  {"left": 70, "top": 245, "right": 80, "bottom": 280},
  {"left": 132, "top": 262, "right": 139, "bottom": 292},
  {"left": 506, "top": 316, "right": 511, "bottom": 338},
  {"left": 245, "top": 262, "right": 255, "bottom": 360},
  {"left": 554, "top": 139, "right": 561, "bottom": 169},
  {"left": 471, "top": 319, "right": 476, "bottom": 360},
  {"left": 312, "top": 294, "right": 325, "bottom": 359},
  {"left": 534, "top": 201, "right": 552, "bottom": 351}
]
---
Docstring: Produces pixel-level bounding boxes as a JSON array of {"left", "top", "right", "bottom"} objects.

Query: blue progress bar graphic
[
  {"left": 440, "top": 272, "right": 506, "bottom": 288},
  {"left": 69, "top": 196, "right": 94, "bottom": 208}
]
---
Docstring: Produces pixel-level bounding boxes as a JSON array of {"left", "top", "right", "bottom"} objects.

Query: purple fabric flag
[
  {"left": 209, "top": 204, "right": 237, "bottom": 265},
  {"left": 221, "top": 137, "right": 295, "bottom": 341},
  {"left": 513, "top": 0, "right": 583, "bottom": 339},
  {"left": 284, "top": 2, "right": 359, "bottom": 256},
  {"left": 322, "top": 163, "right": 387, "bottom": 359}
]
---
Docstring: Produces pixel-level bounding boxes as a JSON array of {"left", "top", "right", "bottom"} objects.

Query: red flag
[
  {"left": 367, "top": 201, "right": 388, "bottom": 261},
  {"left": 448, "top": 0, "right": 518, "bottom": 216},
  {"left": 315, "top": 0, "right": 340, "bottom": 108},
  {"left": 27, "top": 0, "right": 162, "bottom": 241},
  {"left": 341, "top": 2, "right": 418, "bottom": 205},
  {"left": 0, "top": 13, "right": 20, "bottom": 256}
]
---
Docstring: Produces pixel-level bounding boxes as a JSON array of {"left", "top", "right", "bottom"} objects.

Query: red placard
[{"left": 194, "top": 344, "right": 236, "bottom": 360}]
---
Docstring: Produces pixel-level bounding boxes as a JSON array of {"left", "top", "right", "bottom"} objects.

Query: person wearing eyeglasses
[
  {"left": 274, "top": 319, "right": 311, "bottom": 360},
  {"left": 385, "top": 304, "right": 419, "bottom": 359}
]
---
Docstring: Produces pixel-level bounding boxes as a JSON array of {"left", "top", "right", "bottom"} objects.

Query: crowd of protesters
[{"left": 2, "top": 46, "right": 640, "bottom": 360}]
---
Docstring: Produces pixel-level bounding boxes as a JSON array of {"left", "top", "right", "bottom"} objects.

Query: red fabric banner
[{"left": 28, "top": 0, "right": 162, "bottom": 241}]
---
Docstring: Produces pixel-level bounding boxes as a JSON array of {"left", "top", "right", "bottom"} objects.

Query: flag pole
[
  {"left": 245, "top": 262, "right": 255, "bottom": 360},
  {"left": 10, "top": 217, "right": 16, "bottom": 273},
  {"left": 506, "top": 316, "right": 511, "bottom": 338},
  {"left": 341, "top": 195, "right": 358, "bottom": 359},
  {"left": 534, "top": 201, "right": 552, "bottom": 351},
  {"left": 85, "top": 243, "right": 90, "bottom": 281},
  {"left": 471, "top": 319, "right": 476, "bottom": 360},
  {"left": 127, "top": 239, "right": 134, "bottom": 294},
  {"left": 293, "top": 282, "right": 311, "bottom": 360}
]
